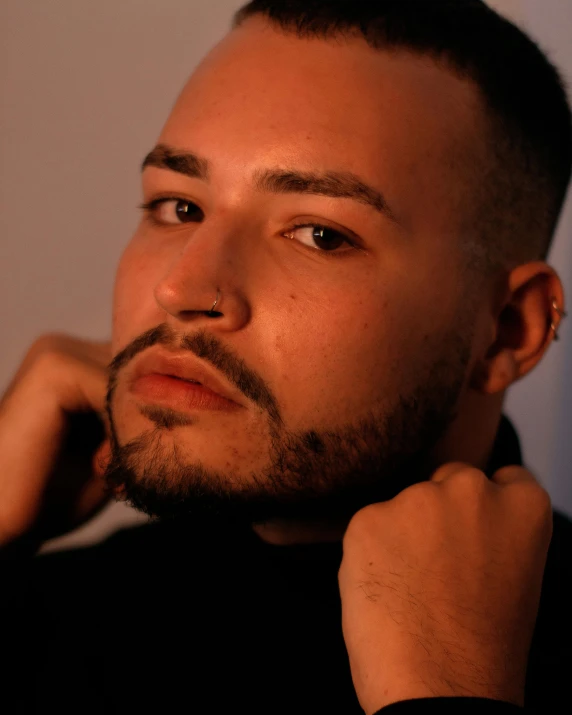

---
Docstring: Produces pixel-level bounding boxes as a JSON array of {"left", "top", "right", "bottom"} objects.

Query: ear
[{"left": 469, "top": 262, "right": 565, "bottom": 394}]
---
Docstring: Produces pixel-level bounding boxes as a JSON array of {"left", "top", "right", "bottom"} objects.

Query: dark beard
[{"left": 102, "top": 324, "right": 473, "bottom": 527}]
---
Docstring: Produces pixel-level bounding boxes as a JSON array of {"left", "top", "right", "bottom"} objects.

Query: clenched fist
[{"left": 339, "top": 462, "right": 553, "bottom": 714}]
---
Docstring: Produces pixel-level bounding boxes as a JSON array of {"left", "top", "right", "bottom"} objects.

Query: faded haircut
[{"left": 233, "top": 0, "right": 572, "bottom": 279}]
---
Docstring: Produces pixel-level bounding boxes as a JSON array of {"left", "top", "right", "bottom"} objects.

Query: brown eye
[
  {"left": 284, "top": 223, "right": 354, "bottom": 253},
  {"left": 308, "top": 226, "right": 347, "bottom": 251},
  {"left": 174, "top": 200, "right": 203, "bottom": 223},
  {"left": 141, "top": 198, "right": 204, "bottom": 225}
]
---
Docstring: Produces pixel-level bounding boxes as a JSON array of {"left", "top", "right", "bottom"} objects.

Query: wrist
[{"left": 359, "top": 671, "right": 525, "bottom": 715}]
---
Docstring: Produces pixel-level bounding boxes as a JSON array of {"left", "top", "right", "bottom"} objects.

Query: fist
[{"left": 338, "top": 463, "right": 553, "bottom": 714}]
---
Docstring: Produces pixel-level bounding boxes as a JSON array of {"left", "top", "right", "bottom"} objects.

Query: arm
[{"left": 339, "top": 463, "right": 552, "bottom": 714}]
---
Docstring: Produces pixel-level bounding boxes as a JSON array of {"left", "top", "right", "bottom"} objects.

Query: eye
[
  {"left": 140, "top": 198, "right": 204, "bottom": 225},
  {"left": 283, "top": 223, "right": 355, "bottom": 254}
]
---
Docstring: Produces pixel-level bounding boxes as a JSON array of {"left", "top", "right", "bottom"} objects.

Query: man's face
[{"left": 103, "top": 17, "right": 488, "bottom": 524}]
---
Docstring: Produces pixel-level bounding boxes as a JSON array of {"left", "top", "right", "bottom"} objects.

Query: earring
[{"left": 550, "top": 297, "right": 567, "bottom": 341}]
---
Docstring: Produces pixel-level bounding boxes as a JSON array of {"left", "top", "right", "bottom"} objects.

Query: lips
[{"left": 131, "top": 350, "right": 242, "bottom": 406}]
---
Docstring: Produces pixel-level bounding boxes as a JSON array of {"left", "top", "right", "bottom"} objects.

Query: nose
[{"left": 153, "top": 220, "right": 251, "bottom": 332}]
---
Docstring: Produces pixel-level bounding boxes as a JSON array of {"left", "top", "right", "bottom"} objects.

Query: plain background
[{"left": 1, "top": 0, "right": 571, "bottom": 553}]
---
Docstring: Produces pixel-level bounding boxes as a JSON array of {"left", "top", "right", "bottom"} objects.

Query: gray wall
[{"left": 1, "top": 0, "right": 570, "bottom": 553}]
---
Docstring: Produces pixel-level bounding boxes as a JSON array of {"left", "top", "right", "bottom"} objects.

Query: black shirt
[{"left": 3, "top": 415, "right": 571, "bottom": 713}]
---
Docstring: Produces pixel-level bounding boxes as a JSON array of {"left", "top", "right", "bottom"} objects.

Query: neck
[
  {"left": 252, "top": 518, "right": 349, "bottom": 545},
  {"left": 429, "top": 392, "right": 504, "bottom": 475}
]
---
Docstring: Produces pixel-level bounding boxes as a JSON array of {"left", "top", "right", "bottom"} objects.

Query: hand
[
  {"left": 0, "top": 333, "right": 113, "bottom": 550},
  {"left": 338, "top": 462, "right": 553, "bottom": 714}
]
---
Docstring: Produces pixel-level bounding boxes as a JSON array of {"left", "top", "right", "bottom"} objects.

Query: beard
[{"left": 102, "top": 323, "right": 474, "bottom": 527}]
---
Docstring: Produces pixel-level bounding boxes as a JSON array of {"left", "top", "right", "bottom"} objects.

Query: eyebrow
[
  {"left": 142, "top": 143, "right": 398, "bottom": 222},
  {"left": 142, "top": 144, "right": 209, "bottom": 180}
]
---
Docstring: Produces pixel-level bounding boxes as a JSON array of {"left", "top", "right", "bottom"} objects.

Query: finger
[
  {"left": 429, "top": 461, "right": 477, "bottom": 483},
  {"left": 92, "top": 440, "right": 111, "bottom": 478},
  {"left": 490, "top": 464, "right": 540, "bottom": 486},
  {"left": 97, "top": 408, "right": 112, "bottom": 441}
]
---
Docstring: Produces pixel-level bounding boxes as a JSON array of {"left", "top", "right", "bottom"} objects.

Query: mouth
[
  {"left": 129, "top": 349, "right": 244, "bottom": 407},
  {"left": 130, "top": 372, "right": 243, "bottom": 413}
]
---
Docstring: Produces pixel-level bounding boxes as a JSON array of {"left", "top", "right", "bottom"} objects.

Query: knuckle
[
  {"left": 509, "top": 483, "right": 553, "bottom": 543},
  {"left": 538, "top": 486, "right": 553, "bottom": 514},
  {"left": 27, "top": 334, "right": 75, "bottom": 372},
  {"left": 32, "top": 334, "right": 111, "bottom": 373},
  {"left": 344, "top": 502, "right": 383, "bottom": 542},
  {"left": 392, "top": 480, "right": 438, "bottom": 513},
  {"left": 445, "top": 466, "right": 488, "bottom": 492},
  {"left": 29, "top": 332, "right": 72, "bottom": 356},
  {"left": 522, "top": 483, "right": 553, "bottom": 522},
  {"left": 404, "top": 480, "right": 436, "bottom": 499},
  {"left": 33, "top": 347, "right": 75, "bottom": 377},
  {"left": 2, "top": 335, "right": 74, "bottom": 407}
]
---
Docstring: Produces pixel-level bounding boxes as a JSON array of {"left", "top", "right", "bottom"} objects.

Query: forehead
[{"left": 158, "top": 17, "right": 485, "bottom": 229}]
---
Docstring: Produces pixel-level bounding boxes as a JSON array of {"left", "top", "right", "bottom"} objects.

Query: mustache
[{"left": 105, "top": 324, "right": 282, "bottom": 427}]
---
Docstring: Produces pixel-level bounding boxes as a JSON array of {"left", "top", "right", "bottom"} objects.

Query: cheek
[
  {"left": 269, "top": 290, "right": 402, "bottom": 426},
  {"left": 111, "top": 239, "right": 166, "bottom": 354}
]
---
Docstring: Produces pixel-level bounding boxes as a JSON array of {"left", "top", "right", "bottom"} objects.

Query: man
[{"left": 1, "top": 0, "right": 570, "bottom": 712}]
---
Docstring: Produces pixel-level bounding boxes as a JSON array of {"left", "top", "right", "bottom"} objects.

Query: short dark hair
[{"left": 233, "top": 0, "right": 572, "bottom": 278}]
